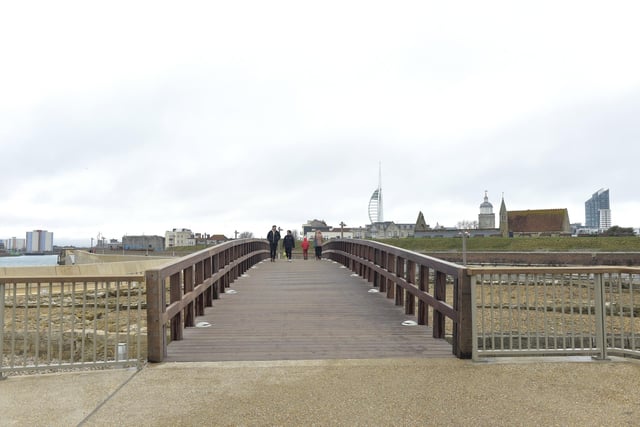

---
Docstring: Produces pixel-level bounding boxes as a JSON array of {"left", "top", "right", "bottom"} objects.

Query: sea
[{"left": 0, "top": 254, "right": 59, "bottom": 267}]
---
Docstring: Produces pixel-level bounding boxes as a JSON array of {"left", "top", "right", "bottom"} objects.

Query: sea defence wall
[
  {"left": 425, "top": 251, "right": 640, "bottom": 266},
  {"left": 0, "top": 250, "right": 174, "bottom": 277}
]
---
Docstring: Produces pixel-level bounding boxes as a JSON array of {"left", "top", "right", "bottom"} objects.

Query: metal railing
[
  {"left": 468, "top": 267, "right": 640, "bottom": 360},
  {"left": 1, "top": 275, "right": 145, "bottom": 377}
]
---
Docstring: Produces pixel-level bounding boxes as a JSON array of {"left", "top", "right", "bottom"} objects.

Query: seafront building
[
  {"left": 1, "top": 237, "right": 27, "bottom": 252},
  {"left": 165, "top": 228, "right": 196, "bottom": 249},
  {"left": 26, "top": 230, "right": 54, "bottom": 254},
  {"left": 123, "top": 235, "right": 165, "bottom": 252},
  {"left": 585, "top": 188, "right": 611, "bottom": 231}
]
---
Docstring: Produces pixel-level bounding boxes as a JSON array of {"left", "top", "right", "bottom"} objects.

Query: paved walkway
[
  {"left": 1, "top": 356, "right": 639, "bottom": 426},
  {"left": 3, "top": 258, "right": 640, "bottom": 426}
]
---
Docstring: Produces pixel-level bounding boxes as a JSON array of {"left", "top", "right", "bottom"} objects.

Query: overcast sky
[{"left": 1, "top": 1, "right": 639, "bottom": 246}]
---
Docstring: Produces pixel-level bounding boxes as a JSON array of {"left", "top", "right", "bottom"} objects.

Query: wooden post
[
  {"left": 418, "top": 265, "right": 429, "bottom": 325},
  {"left": 170, "top": 272, "right": 182, "bottom": 341},
  {"left": 146, "top": 269, "right": 166, "bottom": 362},
  {"left": 379, "top": 251, "right": 387, "bottom": 293},
  {"left": 386, "top": 254, "right": 395, "bottom": 299},
  {"left": 433, "top": 270, "right": 446, "bottom": 339},
  {"left": 184, "top": 265, "right": 195, "bottom": 325},
  {"left": 454, "top": 269, "right": 473, "bottom": 358},
  {"left": 395, "top": 256, "right": 405, "bottom": 306},
  {"left": 405, "top": 260, "right": 415, "bottom": 315}
]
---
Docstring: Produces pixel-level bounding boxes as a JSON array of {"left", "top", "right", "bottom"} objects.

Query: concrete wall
[
  {"left": 0, "top": 250, "right": 174, "bottom": 277},
  {"left": 68, "top": 250, "right": 171, "bottom": 265}
]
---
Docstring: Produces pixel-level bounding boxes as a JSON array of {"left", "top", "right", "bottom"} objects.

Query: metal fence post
[
  {"left": 0, "top": 283, "right": 5, "bottom": 379},
  {"left": 470, "top": 274, "right": 479, "bottom": 361},
  {"left": 593, "top": 273, "right": 609, "bottom": 360}
]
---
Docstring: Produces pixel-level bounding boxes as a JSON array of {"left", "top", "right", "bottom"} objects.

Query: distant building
[
  {"left": 503, "top": 207, "right": 571, "bottom": 236},
  {"left": 415, "top": 211, "right": 429, "bottom": 232},
  {"left": 302, "top": 220, "right": 354, "bottom": 240},
  {"left": 123, "top": 235, "right": 165, "bottom": 252},
  {"left": 26, "top": 230, "right": 53, "bottom": 254},
  {"left": 317, "top": 228, "right": 354, "bottom": 240},
  {"left": 165, "top": 228, "right": 196, "bottom": 249},
  {"left": 194, "top": 233, "right": 228, "bottom": 245},
  {"left": 302, "top": 219, "right": 330, "bottom": 236},
  {"left": 478, "top": 191, "right": 496, "bottom": 229},
  {"left": 367, "top": 221, "right": 414, "bottom": 239},
  {"left": 351, "top": 226, "right": 367, "bottom": 239},
  {"left": 3, "top": 237, "right": 26, "bottom": 252},
  {"left": 415, "top": 193, "right": 570, "bottom": 238},
  {"left": 585, "top": 188, "right": 611, "bottom": 231}
]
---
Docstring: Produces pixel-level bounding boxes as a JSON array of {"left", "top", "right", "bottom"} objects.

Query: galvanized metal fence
[
  {"left": 469, "top": 267, "right": 640, "bottom": 360},
  {"left": 1, "top": 275, "right": 145, "bottom": 377}
]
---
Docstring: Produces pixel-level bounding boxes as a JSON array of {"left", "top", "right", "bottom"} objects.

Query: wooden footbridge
[
  {"left": 145, "top": 239, "right": 473, "bottom": 363},
  {"left": 164, "top": 258, "right": 453, "bottom": 362}
]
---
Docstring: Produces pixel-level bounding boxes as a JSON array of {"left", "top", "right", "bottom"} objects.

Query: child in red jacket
[{"left": 301, "top": 237, "right": 310, "bottom": 260}]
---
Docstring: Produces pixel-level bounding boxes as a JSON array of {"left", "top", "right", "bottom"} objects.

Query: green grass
[
  {"left": 376, "top": 236, "right": 640, "bottom": 252},
  {"left": 165, "top": 236, "right": 640, "bottom": 256}
]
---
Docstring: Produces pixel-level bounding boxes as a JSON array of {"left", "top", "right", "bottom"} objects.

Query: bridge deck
[{"left": 165, "top": 258, "right": 453, "bottom": 362}]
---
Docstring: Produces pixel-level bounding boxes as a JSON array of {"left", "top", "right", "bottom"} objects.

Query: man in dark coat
[
  {"left": 283, "top": 230, "right": 295, "bottom": 261},
  {"left": 267, "top": 225, "right": 281, "bottom": 262}
]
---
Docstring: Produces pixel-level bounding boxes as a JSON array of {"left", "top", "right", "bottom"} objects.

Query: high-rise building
[
  {"left": 585, "top": 188, "right": 611, "bottom": 230},
  {"left": 26, "top": 230, "right": 54, "bottom": 254}
]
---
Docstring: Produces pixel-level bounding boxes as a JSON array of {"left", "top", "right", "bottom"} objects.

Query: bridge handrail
[
  {"left": 145, "top": 239, "right": 269, "bottom": 362},
  {"left": 325, "top": 240, "right": 640, "bottom": 360},
  {"left": 323, "top": 239, "right": 472, "bottom": 358}
]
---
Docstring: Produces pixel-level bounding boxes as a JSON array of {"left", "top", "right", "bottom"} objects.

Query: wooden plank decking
[{"left": 165, "top": 258, "right": 453, "bottom": 362}]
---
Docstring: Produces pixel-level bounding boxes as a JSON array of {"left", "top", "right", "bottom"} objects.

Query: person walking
[
  {"left": 314, "top": 230, "right": 323, "bottom": 260},
  {"left": 267, "top": 225, "right": 281, "bottom": 262},
  {"left": 283, "top": 230, "right": 295, "bottom": 261},
  {"left": 301, "top": 236, "right": 310, "bottom": 260}
]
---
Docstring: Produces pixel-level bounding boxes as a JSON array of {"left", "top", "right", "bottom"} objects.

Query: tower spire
[
  {"left": 378, "top": 162, "right": 383, "bottom": 222},
  {"left": 367, "top": 162, "right": 384, "bottom": 223}
]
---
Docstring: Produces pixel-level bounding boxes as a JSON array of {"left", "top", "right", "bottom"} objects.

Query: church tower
[
  {"left": 478, "top": 191, "right": 495, "bottom": 229},
  {"left": 499, "top": 194, "right": 509, "bottom": 237},
  {"left": 415, "top": 211, "right": 429, "bottom": 232}
]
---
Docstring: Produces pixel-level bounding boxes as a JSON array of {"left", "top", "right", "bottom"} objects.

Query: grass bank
[{"left": 376, "top": 236, "right": 640, "bottom": 252}]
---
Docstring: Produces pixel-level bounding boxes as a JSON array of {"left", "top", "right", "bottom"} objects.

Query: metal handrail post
[
  {"left": 470, "top": 274, "right": 479, "bottom": 360},
  {"left": 593, "top": 273, "right": 609, "bottom": 360},
  {"left": 0, "top": 283, "right": 5, "bottom": 379}
]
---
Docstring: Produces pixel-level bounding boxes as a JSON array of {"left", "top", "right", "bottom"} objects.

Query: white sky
[{"left": 1, "top": 1, "right": 639, "bottom": 246}]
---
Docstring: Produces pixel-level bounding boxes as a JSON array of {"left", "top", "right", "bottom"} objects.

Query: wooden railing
[
  {"left": 323, "top": 239, "right": 473, "bottom": 358},
  {"left": 145, "top": 239, "right": 269, "bottom": 362},
  {"left": 324, "top": 239, "right": 640, "bottom": 361}
]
